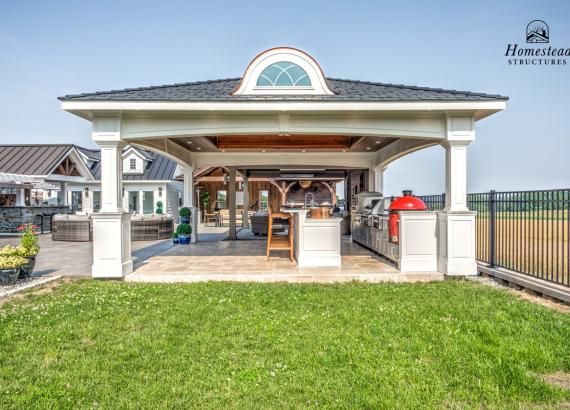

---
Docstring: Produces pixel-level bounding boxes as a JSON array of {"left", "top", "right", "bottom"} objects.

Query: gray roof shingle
[{"left": 59, "top": 78, "right": 508, "bottom": 102}]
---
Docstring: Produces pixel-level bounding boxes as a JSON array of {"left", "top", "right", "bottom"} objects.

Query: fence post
[
  {"left": 489, "top": 190, "right": 496, "bottom": 267},
  {"left": 441, "top": 193, "right": 446, "bottom": 210}
]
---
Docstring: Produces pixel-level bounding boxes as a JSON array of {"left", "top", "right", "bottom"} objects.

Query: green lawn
[{"left": 0, "top": 280, "right": 569, "bottom": 409}]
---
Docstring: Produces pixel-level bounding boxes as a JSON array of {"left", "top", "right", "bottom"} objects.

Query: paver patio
[{"left": 129, "top": 236, "right": 443, "bottom": 283}]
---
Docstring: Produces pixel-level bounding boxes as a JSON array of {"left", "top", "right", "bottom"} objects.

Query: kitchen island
[{"left": 288, "top": 210, "right": 342, "bottom": 267}]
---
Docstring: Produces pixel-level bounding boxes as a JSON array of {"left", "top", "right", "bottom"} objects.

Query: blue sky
[{"left": 0, "top": 0, "right": 568, "bottom": 195}]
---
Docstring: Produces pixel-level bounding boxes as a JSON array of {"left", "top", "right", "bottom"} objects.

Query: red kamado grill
[{"left": 388, "top": 190, "right": 427, "bottom": 244}]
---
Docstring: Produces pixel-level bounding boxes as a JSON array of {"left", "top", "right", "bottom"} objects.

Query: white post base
[
  {"left": 437, "top": 211, "right": 477, "bottom": 276},
  {"left": 91, "top": 212, "right": 133, "bottom": 278}
]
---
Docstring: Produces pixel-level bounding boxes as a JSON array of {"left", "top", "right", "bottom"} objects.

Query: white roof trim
[
  {"left": 232, "top": 47, "right": 335, "bottom": 96},
  {"left": 62, "top": 100, "right": 506, "bottom": 121}
]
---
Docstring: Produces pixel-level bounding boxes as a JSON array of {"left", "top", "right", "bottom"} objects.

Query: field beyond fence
[{"left": 420, "top": 189, "right": 570, "bottom": 287}]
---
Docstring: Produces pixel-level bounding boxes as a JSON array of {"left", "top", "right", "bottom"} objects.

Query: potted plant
[
  {"left": 172, "top": 232, "right": 179, "bottom": 244},
  {"left": 15, "top": 224, "right": 40, "bottom": 278},
  {"left": 155, "top": 201, "right": 164, "bottom": 215},
  {"left": 200, "top": 192, "right": 211, "bottom": 211},
  {"left": 176, "top": 223, "right": 192, "bottom": 245},
  {"left": 179, "top": 207, "right": 191, "bottom": 224},
  {"left": 0, "top": 254, "right": 27, "bottom": 285}
]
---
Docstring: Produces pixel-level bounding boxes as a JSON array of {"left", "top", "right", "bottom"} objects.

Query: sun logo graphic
[{"left": 526, "top": 20, "right": 549, "bottom": 43}]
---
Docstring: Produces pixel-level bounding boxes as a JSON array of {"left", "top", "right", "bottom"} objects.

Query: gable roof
[
  {"left": 0, "top": 144, "right": 178, "bottom": 182},
  {"left": 58, "top": 78, "right": 508, "bottom": 102},
  {"left": 0, "top": 145, "right": 75, "bottom": 176}
]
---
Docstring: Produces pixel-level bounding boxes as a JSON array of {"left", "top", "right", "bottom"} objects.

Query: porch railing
[{"left": 418, "top": 189, "right": 570, "bottom": 287}]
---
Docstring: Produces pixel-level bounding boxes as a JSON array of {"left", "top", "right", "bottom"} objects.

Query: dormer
[
  {"left": 122, "top": 146, "right": 152, "bottom": 174},
  {"left": 231, "top": 47, "right": 335, "bottom": 96}
]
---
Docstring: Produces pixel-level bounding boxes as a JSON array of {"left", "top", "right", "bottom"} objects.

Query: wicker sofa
[
  {"left": 250, "top": 212, "right": 288, "bottom": 235},
  {"left": 52, "top": 214, "right": 174, "bottom": 242},
  {"left": 130, "top": 216, "right": 174, "bottom": 241},
  {"left": 52, "top": 214, "right": 92, "bottom": 242}
]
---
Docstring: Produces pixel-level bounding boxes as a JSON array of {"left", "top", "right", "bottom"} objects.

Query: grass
[{"left": 0, "top": 280, "right": 569, "bottom": 409}]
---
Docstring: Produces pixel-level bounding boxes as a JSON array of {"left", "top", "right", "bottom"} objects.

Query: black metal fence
[{"left": 419, "top": 189, "right": 570, "bottom": 287}]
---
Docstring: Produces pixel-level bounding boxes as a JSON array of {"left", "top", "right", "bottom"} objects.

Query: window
[
  {"left": 217, "top": 190, "right": 227, "bottom": 209},
  {"left": 256, "top": 62, "right": 311, "bottom": 87},
  {"left": 128, "top": 191, "right": 139, "bottom": 213},
  {"left": 129, "top": 158, "right": 137, "bottom": 170},
  {"left": 71, "top": 191, "right": 83, "bottom": 212},
  {"left": 142, "top": 191, "right": 154, "bottom": 214},
  {"left": 259, "top": 190, "right": 269, "bottom": 211},
  {"left": 93, "top": 191, "right": 101, "bottom": 212}
]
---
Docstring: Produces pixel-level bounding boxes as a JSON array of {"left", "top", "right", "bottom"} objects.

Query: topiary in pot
[
  {"left": 172, "top": 232, "right": 179, "bottom": 244},
  {"left": 155, "top": 201, "right": 164, "bottom": 215},
  {"left": 176, "top": 223, "right": 192, "bottom": 244},
  {"left": 179, "top": 207, "right": 192, "bottom": 224}
]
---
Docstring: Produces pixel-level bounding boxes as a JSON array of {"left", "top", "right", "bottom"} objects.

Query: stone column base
[
  {"left": 92, "top": 212, "right": 133, "bottom": 278},
  {"left": 437, "top": 211, "right": 477, "bottom": 276}
]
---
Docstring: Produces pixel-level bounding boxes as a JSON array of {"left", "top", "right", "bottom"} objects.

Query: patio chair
[{"left": 266, "top": 208, "right": 294, "bottom": 262}]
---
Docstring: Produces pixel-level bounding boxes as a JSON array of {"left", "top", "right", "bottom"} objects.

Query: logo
[
  {"left": 526, "top": 20, "right": 549, "bottom": 43},
  {"left": 504, "top": 20, "right": 569, "bottom": 66}
]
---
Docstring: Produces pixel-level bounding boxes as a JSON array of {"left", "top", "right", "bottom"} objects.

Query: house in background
[{"left": 0, "top": 144, "right": 183, "bottom": 220}]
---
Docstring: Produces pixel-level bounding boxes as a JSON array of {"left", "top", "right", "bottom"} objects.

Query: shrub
[
  {"left": 179, "top": 207, "right": 192, "bottom": 217},
  {"left": 0, "top": 245, "right": 19, "bottom": 257},
  {"left": 172, "top": 232, "right": 179, "bottom": 239},
  {"left": 155, "top": 201, "right": 164, "bottom": 214},
  {"left": 176, "top": 223, "right": 192, "bottom": 236},
  {"left": 0, "top": 245, "right": 38, "bottom": 258},
  {"left": 0, "top": 255, "right": 27, "bottom": 270},
  {"left": 17, "top": 224, "right": 39, "bottom": 256}
]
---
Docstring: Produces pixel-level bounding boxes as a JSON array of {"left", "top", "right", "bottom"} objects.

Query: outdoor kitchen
[{"left": 351, "top": 190, "right": 438, "bottom": 272}]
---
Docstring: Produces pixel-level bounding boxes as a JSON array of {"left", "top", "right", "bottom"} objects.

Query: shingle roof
[
  {"left": 59, "top": 78, "right": 508, "bottom": 102},
  {"left": 0, "top": 145, "right": 178, "bottom": 181}
]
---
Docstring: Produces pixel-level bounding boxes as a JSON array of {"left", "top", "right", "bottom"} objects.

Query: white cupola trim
[{"left": 231, "top": 47, "right": 335, "bottom": 96}]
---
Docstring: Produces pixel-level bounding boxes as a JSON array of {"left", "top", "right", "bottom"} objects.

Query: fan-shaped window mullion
[{"left": 256, "top": 62, "right": 312, "bottom": 87}]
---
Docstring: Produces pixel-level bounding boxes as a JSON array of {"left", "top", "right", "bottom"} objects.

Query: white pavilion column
[
  {"left": 182, "top": 166, "right": 198, "bottom": 243},
  {"left": 228, "top": 167, "right": 237, "bottom": 240},
  {"left": 374, "top": 166, "right": 386, "bottom": 194},
  {"left": 59, "top": 182, "right": 68, "bottom": 206},
  {"left": 91, "top": 116, "right": 133, "bottom": 279},
  {"left": 437, "top": 116, "right": 477, "bottom": 276},
  {"left": 242, "top": 172, "right": 249, "bottom": 229},
  {"left": 15, "top": 189, "right": 26, "bottom": 206}
]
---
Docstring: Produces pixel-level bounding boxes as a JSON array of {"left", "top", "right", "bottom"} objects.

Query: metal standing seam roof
[
  {"left": 0, "top": 145, "right": 178, "bottom": 181},
  {"left": 0, "top": 145, "right": 73, "bottom": 176},
  {"left": 58, "top": 78, "right": 508, "bottom": 102}
]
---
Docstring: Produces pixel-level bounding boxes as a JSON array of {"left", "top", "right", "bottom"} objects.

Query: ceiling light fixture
[{"left": 366, "top": 147, "right": 372, "bottom": 150}]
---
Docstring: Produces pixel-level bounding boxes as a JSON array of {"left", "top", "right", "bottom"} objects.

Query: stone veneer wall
[{"left": 0, "top": 206, "right": 70, "bottom": 234}]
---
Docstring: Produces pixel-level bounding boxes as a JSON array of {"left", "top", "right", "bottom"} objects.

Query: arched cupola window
[
  {"left": 256, "top": 62, "right": 312, "bottom": 87},
  {"left": 232, "top": 47, "right": 334, "bottom": 96}
]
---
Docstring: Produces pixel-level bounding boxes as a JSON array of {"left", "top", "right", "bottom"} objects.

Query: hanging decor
[{"left": 299, "top": 180, "right": 312, "bottom": 189}]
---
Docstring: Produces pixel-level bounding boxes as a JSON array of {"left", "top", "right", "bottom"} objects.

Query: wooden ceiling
[{"left": 169, "top": 135, "right": 397, "bottom": 153}]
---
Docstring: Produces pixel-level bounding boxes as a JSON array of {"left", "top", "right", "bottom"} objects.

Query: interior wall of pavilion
[{"left": 195, "top": 180, "right": 336, "bottom": 212}]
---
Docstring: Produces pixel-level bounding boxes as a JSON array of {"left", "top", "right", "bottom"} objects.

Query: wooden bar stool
[{"left": 266, "top": 207, "right": 295, "bottom": 262}]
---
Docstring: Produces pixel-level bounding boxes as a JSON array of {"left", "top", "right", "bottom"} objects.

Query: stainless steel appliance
[{"left": 352, "top": 192, "right": 391, "bottom": 253}]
